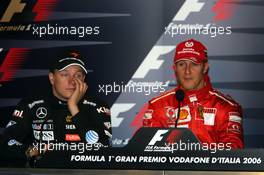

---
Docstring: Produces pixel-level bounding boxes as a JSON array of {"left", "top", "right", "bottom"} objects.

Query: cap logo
[
  {"left": 59, "top": 57, "right": 85, "bottom": 65},
  {"left": 185, "top": 42, "right": 194, "bottom": 47}
]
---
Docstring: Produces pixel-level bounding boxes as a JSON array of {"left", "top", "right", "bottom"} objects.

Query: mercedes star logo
[{"left": 36, "top": 107, "right": 47, "bottom": 119}]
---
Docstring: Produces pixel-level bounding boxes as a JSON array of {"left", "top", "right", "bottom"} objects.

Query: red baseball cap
[{"left": 174, "top": 39, "right": 208, "bottom": 64}]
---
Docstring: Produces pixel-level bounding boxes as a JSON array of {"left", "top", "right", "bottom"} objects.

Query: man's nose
[
  {"left": 185, "top": 63, "right": 191, "bottom": 74},
  {"left": 69, "top": 76, "right": 76, "bottom": 86}
]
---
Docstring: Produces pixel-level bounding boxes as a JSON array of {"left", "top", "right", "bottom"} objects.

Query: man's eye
[
  {"left": 61, "top": 73, "right": 68, "bottom": 77},
  {"left": 177, "top": 62, "right": 185, "bottom": 67},
  {"left": 191, "top": 62, "right": 199, "bottom": 67},
  {"left": 75, "top": 74, "right": 83, "bottom": 79}
]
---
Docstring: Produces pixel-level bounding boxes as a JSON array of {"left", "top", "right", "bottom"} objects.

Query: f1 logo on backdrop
[
  {"left": 0, "top": 48, "right": 30, "bottom": 83},
  {"left": 0, "top": 48, "right": 4, "bottom": 80},
  {"left": 0, "top": 0, "right": 206, "bottom": 22},
  {"left": 0, "top": 0, "right": 26, "bottom": 22},
  {"left": 132, "top": 0, "right": 206, "bottom": 78},
  {"left": 173, "top": 0, "right": 205, "bottom": 21},
  {"left": 0, "top": 0, "right": 58, "bottom": 22},
  {"left": 0, "top": 0, "right": 58, "bottom": 83}
]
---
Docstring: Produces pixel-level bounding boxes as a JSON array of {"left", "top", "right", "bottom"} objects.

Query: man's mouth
[
  {"left": 184, "top": 77, "right": 192, "bottom": 81},
  {"left": 66, "top": 88, "right": 75, "bottom": 91}
]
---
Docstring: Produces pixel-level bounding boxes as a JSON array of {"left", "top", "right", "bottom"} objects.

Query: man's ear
[
  {"left": 49, "top": 72, "right": 55, "bottom": 85},
  {"left": 173, "top": 64, "right": 178, "bottom": 79},
  {"left": 173, "top": 64, "right": 176, "bottom": 71},
  {"left": 203, "top": 62, "right": 209, "bottom": 74},
  {"left": 82, "top": 74, "right": 86, "bottom": 82}
]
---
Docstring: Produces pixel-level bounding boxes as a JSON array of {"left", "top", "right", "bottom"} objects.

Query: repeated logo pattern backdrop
[{"left": 0, "top": 0, "right": 263, "bottom": 148}]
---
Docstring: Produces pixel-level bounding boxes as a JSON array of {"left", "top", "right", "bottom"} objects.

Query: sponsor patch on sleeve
[
  {"left": 143, "top": 109, "right": 153, "bottom": 126},
  {"left": 96, "top": 107, "right": 110, "bottom": 115},
  {"left": 143, "top": 109, "right": 153, "bottom": 119},
  {"left": 104, "top": 122, "right": 111, "bottom": 129},
  {"left": 227, "top": 112, "right": 242, "bottom": 134},
  {"left": 83, "top": 100, "right": 97, "bottom": 106},
  {"left": 12, "top": 110, "right": 24, "bottom": 118},
  {"left": 104, "top": 130, "right": 112, "bottom": 138},
  {"left": 7, "top": 139, "right": 22, "bottom": 146},
  {"left": 6, "top": 120, "right": 17, "bottom": 128},
  {"left": 228, "top": 123, "right": 242, "bottom": 134},
  {"left": 229, "top": 112, "right": 242, "bottom": 124}
]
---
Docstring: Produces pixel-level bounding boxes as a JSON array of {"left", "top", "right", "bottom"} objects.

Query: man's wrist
[{"left": 68, "top": 103, "right": 79, "bottom": 116}]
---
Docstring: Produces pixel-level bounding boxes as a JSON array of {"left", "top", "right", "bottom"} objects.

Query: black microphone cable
[{"left": 175, "top": 89, "right": 185, "bottom": 128}]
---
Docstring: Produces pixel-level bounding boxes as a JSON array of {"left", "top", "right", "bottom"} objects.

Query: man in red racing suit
[{"left": 143, "top": 39, "right": 244, "bottom": 149}]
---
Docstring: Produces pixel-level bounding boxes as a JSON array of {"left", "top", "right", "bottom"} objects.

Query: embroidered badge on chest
[
  {"left": 66, "top": 115, "right": 73, "bottom": 123},
  {"left": 202, "top": 108, "right": 217, "bottom": 126},
  {"left": 198, "top": 106, "right": 204, "bottom": 119},
  {"left": 165, "top": 106, "right": 191, "bottom": 128}
]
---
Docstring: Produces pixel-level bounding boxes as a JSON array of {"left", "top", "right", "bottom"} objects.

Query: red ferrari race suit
[{"left": 143, "top": 81, "right": 244, "bottom": 149}]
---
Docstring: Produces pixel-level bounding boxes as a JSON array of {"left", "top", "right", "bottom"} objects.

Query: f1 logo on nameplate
[
  {"left": 126, "top": 128, "right": 201, "bottom": 152},
  {"left": 148, "top": 130, "right": 169, "bottom": 145}
]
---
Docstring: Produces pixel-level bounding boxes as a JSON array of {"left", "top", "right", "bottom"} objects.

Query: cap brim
[
  {"left": 174, "top": 57, "right": 202, "bottom": 64},
  {"left": 58, "top": 63, "right": 87, "bottom": 74}
]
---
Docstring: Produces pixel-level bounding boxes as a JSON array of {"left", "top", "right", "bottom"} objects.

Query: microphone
[{"left": 175, "top": 89, "right": 185, "bottom": 128}]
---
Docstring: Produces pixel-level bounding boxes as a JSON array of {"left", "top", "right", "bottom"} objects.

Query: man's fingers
[
  {"left": 75, "top": 78, "right": 80, "bottom": 88},
  {"left": 76, "top": 78, "right": 85, "bottom": 94},
  {"left": 83, "top": 83, "right": 88, "bottom": 94},
  {"left": 74, "top": 79, "right": 82, "bottom": 94},
  {"left": 31, "top": 149, "right": 40, "bottom": 157}
]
